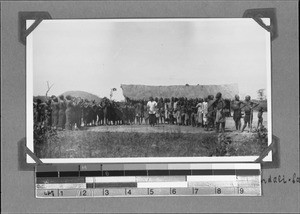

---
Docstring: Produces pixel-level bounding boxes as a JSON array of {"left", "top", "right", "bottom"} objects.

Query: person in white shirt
[
  {"left": 202, "top": 98, "right": 208, "bottom": 128},
  {"left": 196, "top": 99, "right": 204, "bottom": 127},
  {"left": 147, "top": 97, "right": 157, "bottom": 126}
]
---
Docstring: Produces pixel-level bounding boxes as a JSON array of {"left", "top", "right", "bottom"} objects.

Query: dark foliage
[{"left": 33, "top": 100, "right": 58, "bottom": 156}]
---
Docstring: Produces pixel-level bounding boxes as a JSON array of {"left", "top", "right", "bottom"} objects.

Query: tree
[{"left": 45, "top": 81, "right": 54, "bottom": 98}]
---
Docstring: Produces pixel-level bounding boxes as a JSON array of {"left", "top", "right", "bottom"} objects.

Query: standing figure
[
  {"left": 140, "top": 100, "right": 144, "bottom": 125},
  {"left": 57, "top": 95, "right": 66, "bottom": 130},
  {"left": 214, "top": 92, "right": 226, "bottom": 133},
  {"left": 33, "top": 101, "right": 38, "bottom": 123},
  {"left": 169, "top": 97, "right": 175, "bottom": 125},
  {"left": 155, "top": 98, "right": 161, "bottom": 125},
  {"left": 82, "top": 100, "right": 89, "bottom": 127},
  {"left": 65, "top": 95, "right": 75, "bottom": 130},
  {"left": 187, "top": 100, "right": 193, "bottom": 126},
  {"left": 135, "top": 102, "right": 142, "bottom": 125},
  {"left": 50, "top": 96, "right": 59, "bottom": 129},
  {"left": 181, "top": 103, "right": 186, "bottom": 125},
  {"left": 73, "top": 98, "right": 80, "bottom": 129},
  {"left": 257, "top": 106, "right": 264, "bottom": 129},
  {"left": 76, "top": 98, "right": 84, "bottom": 128},
  {"left": 191, "top": 106, "right": 198, "bottom": 127},
  {"left": 36, "top": 99, "right": 47, "bottom": 124},
  {"left": 164, "top": 98, "right": 170, "bottom": 124},
  {"left": 176, "top": 103, "right": 182, "bottom": 125},
  {"left": 91, "top": 100, "right": 98, "bottom": 126},
  {"left": 196, "top": 99, "right": 204, "bottom": 127},
  {"left": 206, "top": 95, "right": 215, "bottom": 131},
  {"left": 158, "top": 98, "right": 165, "bottom": 124},
  {"left": 182, "top": 101, "right": 189, "bottom": 126},
  {"left": 154, "top": 96, "right": 159, "bottom": 125},
  {"left": 202, "top": 98, "right": 208, "bottom": 129},
  {"left": 143, "top": 100, "right": 149, "bottom": 125},
  {"left": 241, "top": 95, "right": 257, "bottom": 132},
  {"left": 45, "top": 99, "right": 52, "bottom": 127},
  {"left": 249, "top": 99, "right": 259, "bottom": 130},
  {"left": 101, "top": 97, "right": 111, "bottom": 125},
  {"left": 173, "top": 98, "right": 179, "bottom": 125},
  {"left": 147, "top": 97, "right": 157, "bottom": 126},
  {"left": 231, "top": 95, "right": 242, "bottom": 131}
]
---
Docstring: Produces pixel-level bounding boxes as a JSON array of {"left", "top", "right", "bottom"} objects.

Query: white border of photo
[{"left": 26, "top": 18, "right": 272, "bottom": 163}]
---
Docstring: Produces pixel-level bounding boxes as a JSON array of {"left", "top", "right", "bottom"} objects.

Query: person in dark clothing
[
  {"left": 157, "top": 97, "right": 165, "bottom": 124},
  {"left": 65, "top": 95, "right": 75, "bottom": 130},
  {"left": 140, "top": 100, "right": 144, "bottom": 125},
  {"left": 214, "top": 92, "right": 226, "bottom": 133},
  {"left": 44, "top": 99, "right": 52, "bottom": 126},
  {"left": 74, "top": 97, "right": 83, "bottom": 129},
  {"left": 257, "top": 106, "right": 264, "bottom": 129},
  {"left": 35, "top": 99, "right": 42, "bottom": 123},
  {"left": 57, "top": 95, "right": 66, "bottom": 130},
  {"left": 143, "top": 99, "right": 149, "bottom": 125},
  {"left": 37, "top": 99, "right": 48, "bottom": 125},
  {"left": 231, "top": 95, "right": 242, "bottom": 131},
  {"left": 135, "top": 102, "right": 142, "bottom": 125},
  {"left": 50, "top": 96, "right": 59, "bottom": 129},
  {"left": 206, "top": 95, "right": 215, "bottom": 131},
  {"left": 241, "top": 95, "right": 258, "bottom": 132}
]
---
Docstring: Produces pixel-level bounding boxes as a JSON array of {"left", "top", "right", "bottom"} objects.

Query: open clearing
[{"left": 35, "top": 112, "right": 268, "bottom": 159}]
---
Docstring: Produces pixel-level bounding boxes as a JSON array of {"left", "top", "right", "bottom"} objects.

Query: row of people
[
  {"left": 145, "top": 93, "right": 264, "bottom": 133},
  {"left": 33, "top": 93, "right": 264, "bottom": 133},
  {"left": 34, "top": 95, "right": 96, "bottom": 131}
]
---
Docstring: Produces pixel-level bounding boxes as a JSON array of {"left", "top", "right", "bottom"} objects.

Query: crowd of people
[
  {"left": 33, "top": 92, "right": 264, "bottom": 133},
  {"left": 34, "top": 95, "right": 95, "bottom": 131},
  {"left": 145, "top": 92, "right": 264, "bottom": 133}
]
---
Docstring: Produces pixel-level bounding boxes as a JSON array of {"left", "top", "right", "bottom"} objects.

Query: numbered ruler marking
[
  {"left": 103, "top": 188, "right": 126, "bottom": 196},
  {"left": 35, "top": 164, "right": 261, "bottom": 198},
  {"left": 148, "top": 188, "right": 170, "bottom": 195},
  {"left": 193, "top": 187, "right": 215, "bottom": 195},
  {"left": 125, "top": 188, "right": 148, "bottom": 196},
  {"left": 36, "top": 185, "right": 261, "bottom": 197},
  {"left": 169, "top": 187, "right": 193, "bottom": 195},
  {"left": 235, "top": 186, "right": 261, "bottom": 195},
  {"left": 58, "top": 189, "right": 93, "bottom": 197},
  {"left": 214, "top": 187, "right": 235, "bottom": 195}
]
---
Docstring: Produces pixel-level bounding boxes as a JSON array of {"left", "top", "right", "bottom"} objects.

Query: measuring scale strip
[
  {"left": 35, "top": 164, "right": 261, "bottom": 197},
  {"left": 36, "top": 177, "right": 261, "bottom": 197},
  {"left": 36, "top": 185, "right": 260, "bottom": 197}
]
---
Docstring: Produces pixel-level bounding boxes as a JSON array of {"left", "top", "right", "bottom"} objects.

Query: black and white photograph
[{"left": 27, "top": 18, "right": 272, "bottom": 163}]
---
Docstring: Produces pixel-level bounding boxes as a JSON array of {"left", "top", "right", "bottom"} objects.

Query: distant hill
[{"left": 61, "top": 91, "right": 102, "bottom": 103}]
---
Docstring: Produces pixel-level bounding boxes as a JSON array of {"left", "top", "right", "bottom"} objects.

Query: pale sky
[{"left": 29, "top": 18, "right": 270, "bottom": 101}]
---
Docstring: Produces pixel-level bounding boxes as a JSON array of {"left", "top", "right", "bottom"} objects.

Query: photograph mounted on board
[{"left": 26, "top": 18, "right": 272, "bottom": 163}]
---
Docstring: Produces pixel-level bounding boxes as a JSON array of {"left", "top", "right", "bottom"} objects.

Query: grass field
[{"left": 35, "top": 112, "right": 268, "bottom": 159}]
